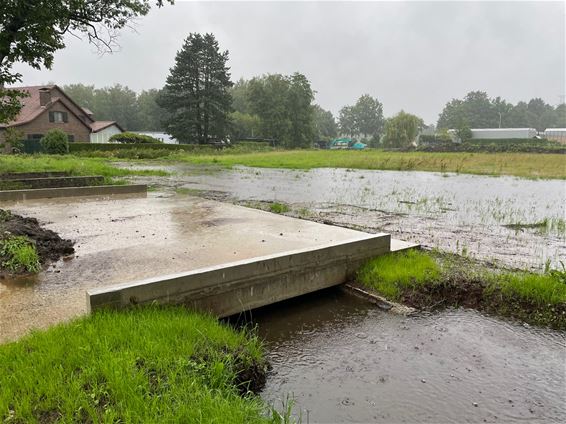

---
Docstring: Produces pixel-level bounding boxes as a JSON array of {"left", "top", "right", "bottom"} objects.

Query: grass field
[
  {"left": 0, "top": 307, "right": 274, "bottom": 423},
  {"left": 0, "top": 155, "right": 166, "bottom": 183},
  {"left": 176, "top": 149, "right": 566, "bottom": 179},
  {"left": 358, "top": 249, "right": 566, "bottom": 329}
]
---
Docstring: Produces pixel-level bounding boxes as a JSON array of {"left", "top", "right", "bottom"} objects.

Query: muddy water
[
  {"left": 250, "top": 289, "right": 566, "bottom": 423},
  {"left": 124, "top": 164, "right": 566, "bottom": 270}
]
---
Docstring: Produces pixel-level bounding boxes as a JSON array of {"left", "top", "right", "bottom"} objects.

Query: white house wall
[{"left": 89, "top": 125, "right": 122, "bottom": 143}]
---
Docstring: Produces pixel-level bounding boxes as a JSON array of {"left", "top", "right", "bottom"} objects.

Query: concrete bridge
[{"left": 88, "top": 234, "right": 417, "bottom": 317}]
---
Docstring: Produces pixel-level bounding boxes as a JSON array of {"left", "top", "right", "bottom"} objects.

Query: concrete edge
[
  {"left": 87, "top": 234, "right": 392, "bottom": 317},
  {"left": 0, "top": 184, "right": 147, "bottom": 201}
]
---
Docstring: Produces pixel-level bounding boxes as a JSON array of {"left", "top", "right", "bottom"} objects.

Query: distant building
[
  {"left": 544, "top": 128, "right": 566, "bottom": 144},
  {"left": 448, "top": 128, "right": 537, "bottom": 143},
  {"left": 0, "top": 85, "right": 123, "bottom": 146}
]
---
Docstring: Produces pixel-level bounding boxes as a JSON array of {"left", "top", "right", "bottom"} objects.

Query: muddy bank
[{"left": 0, "top": 209, "right": 74, "bottom": 271}]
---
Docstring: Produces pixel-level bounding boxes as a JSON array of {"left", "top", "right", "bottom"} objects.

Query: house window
[
  {"left": 49, "top": 111, "right": 68, "bottom": 123},
  {"left": 27, "top": 134, "right": 43, "bottom": 140},
  {"left": 68, "top": 135, "right": 75, "bottom": 142}
]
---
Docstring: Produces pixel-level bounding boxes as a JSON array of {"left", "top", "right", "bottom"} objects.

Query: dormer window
[{"left": 49, "top": 111, "right": 68, "bottom": 123}]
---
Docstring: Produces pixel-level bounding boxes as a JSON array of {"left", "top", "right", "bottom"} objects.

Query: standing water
[{"left": 250, "top": 289, "right": 566, "bottom": 423}]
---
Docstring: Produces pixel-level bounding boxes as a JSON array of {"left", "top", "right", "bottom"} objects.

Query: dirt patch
[{"left": 0, "top": 209, "right": 74, "bottom": 266}]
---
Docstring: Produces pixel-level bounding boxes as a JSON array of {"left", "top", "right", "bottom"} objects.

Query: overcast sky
[{"left": 12, "top": 0, "right": 565, "bottom": 124}]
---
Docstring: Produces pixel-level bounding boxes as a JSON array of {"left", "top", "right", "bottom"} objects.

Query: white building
[
  {"left": 90, "top": 121, "right": 124, "bottom": 143},
  {"left": 448, "top": 128, "right": 537, "bottom": 143},
  {"left": 544, "top": 128, "right": 566, "bottom": 144}
]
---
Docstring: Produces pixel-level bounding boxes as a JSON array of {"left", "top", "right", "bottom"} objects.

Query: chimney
[{"left": 39, "top": 88, "right": 51, "bottom": 106}]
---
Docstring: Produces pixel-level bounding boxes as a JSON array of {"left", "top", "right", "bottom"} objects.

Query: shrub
[
  {"left": 109, "top": 132, "right": 164, "bottom": 144},
  {"left": 40, "top": 129, "right": 69, "bottom": 154},
  {"left": 4, "top": 127, "right": 24, "bottom": 152}
]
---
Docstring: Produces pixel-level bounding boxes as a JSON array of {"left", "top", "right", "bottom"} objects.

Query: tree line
[{"left": 63, "top": 34, "right": 564, "bottom": 146}]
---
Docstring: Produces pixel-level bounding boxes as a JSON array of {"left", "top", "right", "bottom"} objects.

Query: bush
[
  {"left": 109, "top": 132, "right": 164, "bottom": 144},
  {"left": 40, "top": 129, "right": 69, "bottom": 154}
]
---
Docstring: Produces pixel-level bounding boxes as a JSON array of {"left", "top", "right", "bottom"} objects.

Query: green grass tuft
[
  {"left": 0, "top": 235, "right": 41, "bottom": 273},
  {"left": 358, "top": 249, "right": 441, "bottom": 299},
  {"left": 269, "top": 202, "right": 290, "bottom": 214},
  {"left": 0, "top": 307, "right": 271, "bottom": 423}
]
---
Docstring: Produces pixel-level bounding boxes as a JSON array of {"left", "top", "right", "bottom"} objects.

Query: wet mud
[{"left": 0, "top": 209, "right": 74, "bottom": 270}]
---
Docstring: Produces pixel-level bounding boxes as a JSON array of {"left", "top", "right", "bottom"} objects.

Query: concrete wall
[
  {"left": 0, "top": 184, "right": 147, "bottom": 202},
  {"left": 88, "top": 234, "right": 391, "bottom": 317}
]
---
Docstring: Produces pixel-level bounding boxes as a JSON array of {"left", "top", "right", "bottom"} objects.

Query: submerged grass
[
  {"left": 269, "top": 202, "right": 290, "bottom": 214},
  {"left": 358, "top": 249, "right": 566, "bottom": 329},
  {"left": 0, "top": 155, "right": 167, "bottom": 184},
  {"left": 0, "top": 307, "right": 272, "bottom": 423},
  {"left": 174, "top": 149, "right": 566, "bottom": 179}
]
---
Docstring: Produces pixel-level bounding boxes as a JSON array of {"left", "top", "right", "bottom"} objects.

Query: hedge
[
  {"left": 109, "top": 132, "right": 163, "bottom": 144},
  {"left": 69, "top": 142, "right": 212, "bottom": 153},
  {"left": 416, "top": 138, "right": 566, "bottom": 154}
]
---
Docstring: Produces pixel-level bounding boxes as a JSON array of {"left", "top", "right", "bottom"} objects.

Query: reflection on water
[{"left": 247, "top": 289, "right": 566, "bottom": 423}]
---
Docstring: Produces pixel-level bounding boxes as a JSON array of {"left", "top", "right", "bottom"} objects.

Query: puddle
[
  {"left": 249, "top": 288, "right": 566, "bottom": 423},
  {"left": 124, "top": 164, "right": 566, "bottom": 270}
]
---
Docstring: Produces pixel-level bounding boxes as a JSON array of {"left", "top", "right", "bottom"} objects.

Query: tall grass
[
  {"left": 0, "top": 307, "right": 271, "bottom": 423},
  {"left": 176, "top": 149, "right": 566, "bottom": 179}
]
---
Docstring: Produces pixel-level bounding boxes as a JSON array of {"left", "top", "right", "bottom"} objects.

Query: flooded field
[
  {"left": 251, "top": 288, "right": 566, "bottom": 423},
  {"left": 125, "top": 163, "right": 566, "bottom": 270}
]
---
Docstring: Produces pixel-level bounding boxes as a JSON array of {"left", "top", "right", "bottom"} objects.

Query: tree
[
  {"left": 338, "top": 106, "right": 356, "bottom": 137},
  {"left": 338, "top": 94, "right": 384, "bottom": 142},
  {"left": 229, "top": 111, "right": 261, "bottom": 139},
  {"left": 437, "top": 91, "right": 497, "bottom": 129},
  {"left": 0, "top": 0, "right": 172, "bottom": 123},
  {"left": 137, "top": 89, "right": 169, "bottom": 131},
  {"left": 158, "top": 33, "right": 233, "bottom": 144},
  {"left": 93, "top": 84, "right": 141, "bottom": 131},
  {"left": 247, "top": 73, "right": 315, "bottom": 148},
  {"left": 63, "top": 84, "right": 96, "bottom": 112},
  {"left": 313, "top": 105, "right": 338, "bottom": 141},
  {"left": 382, "top": 111, "right": 424, "bottom": 148},
  {"left": 230, "top": 79, "right": 253, "bottom": 114}
]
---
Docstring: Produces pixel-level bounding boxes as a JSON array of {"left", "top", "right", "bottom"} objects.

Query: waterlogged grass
[
  {"left": 177, "top": 149, "right": 566, "bottom": 179},
  {"left": 0, "top": 307, "right": 273, "bottom": 423},
  {"left": 0, "top": 235, "right": 40, "bottom": 273},
  {"left": 358, "top": 249, "right": 566, "bottom": 328},
  {"left": 269, "top": 202, "right": 290, "bottom": 214},
  {"left": 0, "top": 155, "right": 167, "bottom": 183},
  {"left": 503, "top": 218, "right": 566, "bottom": 235}
]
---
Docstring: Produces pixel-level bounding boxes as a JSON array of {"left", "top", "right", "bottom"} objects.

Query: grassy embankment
[
  {"left": 357, "top": 249, "right": 566, "bottom": 329},
  {"left": 0, "top": 155, "right": 167, "bottom": 184},
  {"left": 178, "top": 150, "right": 566, "bottom": 179},
  {"left": 0, "top": 307, "right": 277, "bottom": 423}
]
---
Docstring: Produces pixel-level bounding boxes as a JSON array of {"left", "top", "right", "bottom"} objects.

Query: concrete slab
[
  {"left": 88, "top": 234, "right": 391, "bottom": 316},
  {"left": 0, "top": 192, "right": 388, "bottom": 342},
  {"left": 390, "top": 239, "right": 420, "bottom": 252}
]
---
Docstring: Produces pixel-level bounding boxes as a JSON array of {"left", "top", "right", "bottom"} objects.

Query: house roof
[
  {"left": 1, "top": 85, "right": 123, "bottom": 134},
  {"left": 90, "top": 121, "right": 124, "bottom": 133}
]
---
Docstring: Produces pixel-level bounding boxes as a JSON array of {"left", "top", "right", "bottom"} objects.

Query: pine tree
[{"left": 159, "top": 33, "right": 232, "bottom": 144}]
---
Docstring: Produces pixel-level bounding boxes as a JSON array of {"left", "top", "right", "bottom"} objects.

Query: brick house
[{"left": 0, "top": 85, "right": 123, "bottom": 150}]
